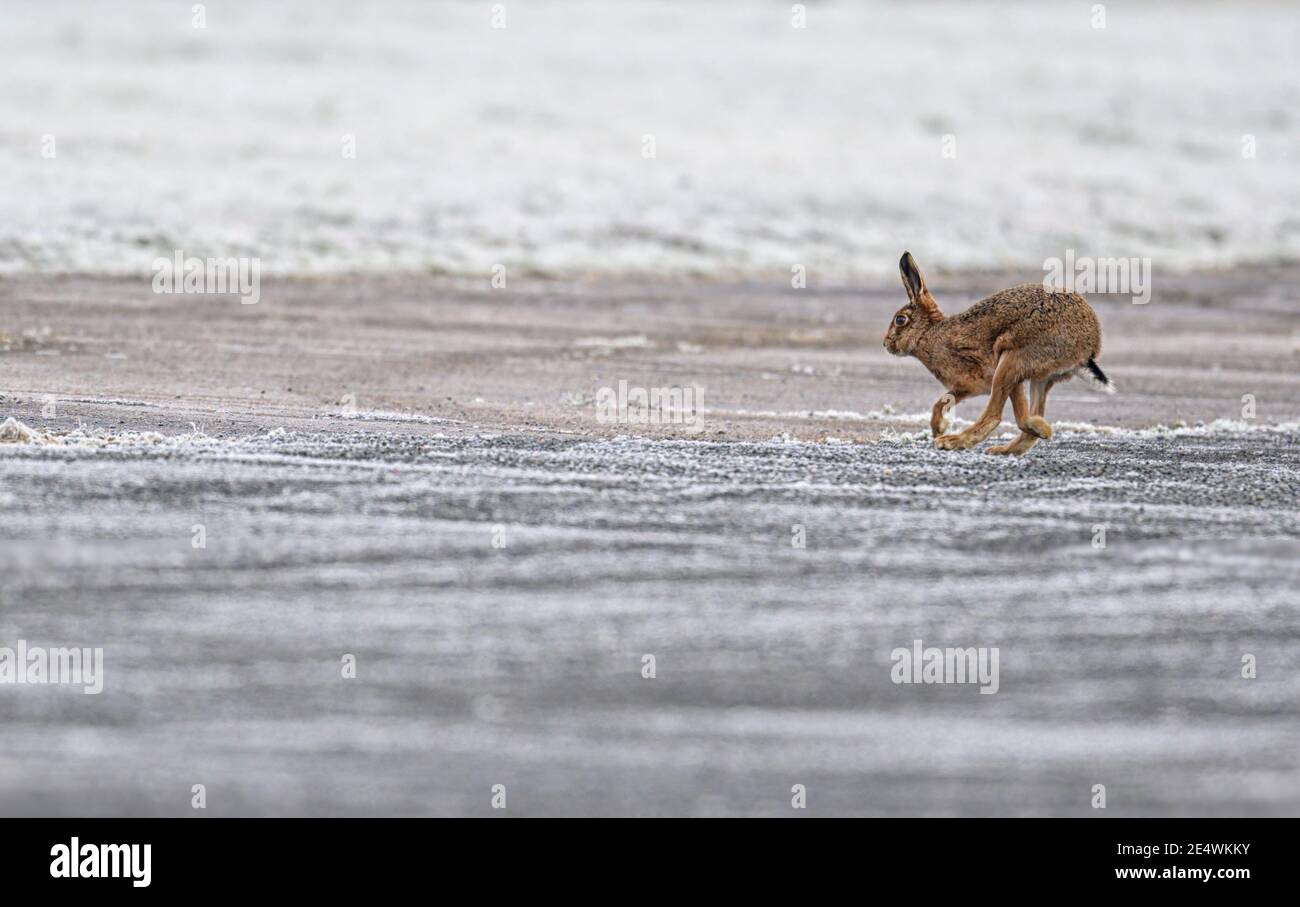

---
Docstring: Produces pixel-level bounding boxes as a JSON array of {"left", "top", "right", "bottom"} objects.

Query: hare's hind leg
[
  {"left": 1026, "top": 377, "right": 1056, "bottom": 439},
  {"left": 936, "top": 352, "right": 1021, "bottom": 450},
  {"left": 986, "top": 382, "right": 1036, "bottom": 455},
  {"left": 986, "top": 379, "right": 1052, "bottom": 455}
]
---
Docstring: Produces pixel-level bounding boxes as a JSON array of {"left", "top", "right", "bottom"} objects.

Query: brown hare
[{"left": 883, "top": 251, "right": 1113, "bottom": 455}]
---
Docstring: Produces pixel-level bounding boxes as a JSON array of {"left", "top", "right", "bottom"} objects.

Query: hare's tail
[{"left": 1076, "top": 357, "right": 1116, "bottom": 394}]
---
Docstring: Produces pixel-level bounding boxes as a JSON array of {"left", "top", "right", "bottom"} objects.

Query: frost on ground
[
  {"left": 0, "top": 418, "right": 43, "bottom": 443},
  {"left": 327, "top": 410, "right": 466, "bottom": 426},
  {"left": 0, "top": 416, "right": 198, "bottom": 449},
  {"left": 1, "top": 423, "right": 1297, "bottom": 816}
]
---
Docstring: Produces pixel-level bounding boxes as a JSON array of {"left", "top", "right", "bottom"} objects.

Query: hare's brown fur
[{"left": 884, "top": 252, "right": 1110, "bottom": 455}]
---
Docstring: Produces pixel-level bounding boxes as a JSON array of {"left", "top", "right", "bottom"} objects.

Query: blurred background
[{"left": 3, "top": 0, "right": 1297, "bottom": 279}]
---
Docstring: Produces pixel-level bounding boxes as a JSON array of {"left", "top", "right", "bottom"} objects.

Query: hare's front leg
[
  {"left": 936, "top": 353, "right": 1019, "bottom": 450},
  {"left": 930, "top": 391, "right": 965, "bottom": 438}
]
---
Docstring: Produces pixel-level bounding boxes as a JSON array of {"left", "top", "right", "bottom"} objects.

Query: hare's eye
[{"left": 894, "top": 314, "right": 908, "bottom": 327}]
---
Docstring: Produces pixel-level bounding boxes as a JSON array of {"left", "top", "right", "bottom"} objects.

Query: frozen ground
[
  {"left": 1, "top": 273, "right": 1298, "bottom": 816},
  {"left": 0, "top": 424, "right": 1297, "bottom": 816}
]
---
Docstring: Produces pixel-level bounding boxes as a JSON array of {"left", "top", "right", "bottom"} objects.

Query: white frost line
[
  {"left": 711, "top": 408, "right": 1300, "bottom": 439},
  {"left": 572, "top": 335, "right": 653, "bottom": 349},
  {"left": 329, "top": 410, "right": 467, "bottom": 425},
  {"left": 1053, "top": 419, "right": 1300, "bottom": 438},
  {"left": 4, "top": 413, "right": 1298, "bottom": 454},
  {"left": 705, "top": 407, "right": 931, "bottom": 423},
  {"left": 57, "top": 397, "right": 155, "bottom": 408}
]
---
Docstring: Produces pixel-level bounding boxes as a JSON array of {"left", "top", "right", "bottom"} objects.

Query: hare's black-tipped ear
[
  {"left": 898, "top": 251, "right": 943, "bottom": 321},
  {"left": 899, "top": 251, "right": 927, "bottom": 302}
]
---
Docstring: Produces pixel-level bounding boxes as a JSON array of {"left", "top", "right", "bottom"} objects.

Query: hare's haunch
[{"left": 884, "top": 251, "right": 1114, "bottom": 456}]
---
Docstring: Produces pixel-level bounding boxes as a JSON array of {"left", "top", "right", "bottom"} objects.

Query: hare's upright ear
[
  {"left": 899, "top": 251, "right": 928, "bottom": 302},
  {"left": 898, "top": 251, "right": 942, "bottom": 321}
]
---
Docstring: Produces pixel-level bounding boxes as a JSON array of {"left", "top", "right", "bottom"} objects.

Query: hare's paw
[
  {"left": 935, "top": 432, "right": 976, "bottom": 451},
  {"left": 986, "top": 437, "right": 1034, "bottom": 456},
  {"left": 1024, "top": 416, "right": 1053, "bottom": 440}
]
